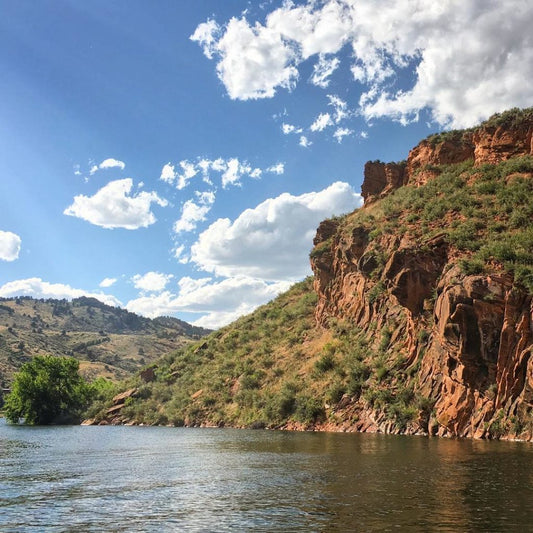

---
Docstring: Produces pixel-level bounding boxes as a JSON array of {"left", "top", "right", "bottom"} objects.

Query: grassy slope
[{"left": 0, "top": 297, "right": 209, "bottom": 387}]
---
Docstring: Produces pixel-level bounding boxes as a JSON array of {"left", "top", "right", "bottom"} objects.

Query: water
[{"left": 1, "top": 419, "right": 532, "bottom": 532}]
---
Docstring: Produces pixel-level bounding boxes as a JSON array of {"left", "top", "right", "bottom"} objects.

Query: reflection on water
[{"left": 1, "top": 419, "right": 532, "bottom": 532}]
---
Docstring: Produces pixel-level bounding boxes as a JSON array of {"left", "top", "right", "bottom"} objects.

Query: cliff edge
[{"left": 311, "top": 108, "right": 533, "bottom": 439}]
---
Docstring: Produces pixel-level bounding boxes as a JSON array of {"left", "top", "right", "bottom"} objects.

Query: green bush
[
  {"left": 5, "top": 355, "right": 91, "bottom": 425},
  {"left": 314, "top": 353, "right": 336, "bottom": 373},
  {"left": 294, "top": 395, "right": 325, "bottom": 424}
]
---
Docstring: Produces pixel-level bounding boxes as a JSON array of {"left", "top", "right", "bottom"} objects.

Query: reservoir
[{"left": 1, "top": 419, "right": 532, "bottom": 531}]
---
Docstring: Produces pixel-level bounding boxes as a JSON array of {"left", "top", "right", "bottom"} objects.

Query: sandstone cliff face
[
  {"left": 363, "top": 113, "right": 533, "bottom": 202},
  {"left": 311, "top": 111, "right": 533, "bottom": 441}
]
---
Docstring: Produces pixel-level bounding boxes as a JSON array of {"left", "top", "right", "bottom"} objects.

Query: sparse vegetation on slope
[
  {"left": 0, "top": 297, "right": 210, "bottom": 388},
  {"left": 349, "top": 155, "right": 533, "bottom": 292}
]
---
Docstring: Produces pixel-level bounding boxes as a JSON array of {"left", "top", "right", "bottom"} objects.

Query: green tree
[{"left": 4, "top": 355, "right": 91, "bottom": 425}]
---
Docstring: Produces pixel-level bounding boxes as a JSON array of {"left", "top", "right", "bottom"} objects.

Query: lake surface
[{"left": 1, "top": 419, "right": 532, "bottom": 532}]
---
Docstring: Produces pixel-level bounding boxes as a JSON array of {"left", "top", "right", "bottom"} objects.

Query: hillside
[
  {"left": 0, "top": 296, "right": 210, "bottom": 387},
  {"left": 88, "top": 108, "right": 533, "bottom": 441}
]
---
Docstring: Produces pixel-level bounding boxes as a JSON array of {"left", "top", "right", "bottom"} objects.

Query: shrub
[
  {"left": 368, "top": 281, "right": 386, "bottom": 304},
  {"left": 5, "top": 355, "right": 91, "bottom": 425},
  {"left": 294, "top": 395, "right": 325, "bottom": 424},
  {"left": 314, "top": 353, "right": 336, "bottom": 373}
]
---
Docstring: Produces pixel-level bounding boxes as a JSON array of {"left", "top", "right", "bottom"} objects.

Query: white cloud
[
  {"left": 64, "top": 178, "right": 168, "bottom": 229},
  {"left": 250, "top": 168, "right": 262, "bottom": 179},
  {"left": 333, "top": 127, "right": 353, "bottom": 143},
  {"left": 267, "top": 163, "right": 285, "bottom": 175},
  {"left": 310, "top": 54, "right": 340, "bottom": 88},
  {"left": 310, "top": 112, "right": 333, "bottom": 132},
  {"left": 173, "top": 244, "right": 188, "bottom": 264},
  {"left": 162, "top": 157, "right": 284, "bottom": 189},
  {"left": 282, "top": 123, "right": 302, "bottom": 134},
  {"left": 192, "top": 0, "right": 533, "bottom": 127},
  {"left": 299, "top": 135, "right": 312, "bottom": 147},
  {"left": 89, "top": 158, "right": 125, "bottom": 175},
  {"left": 190, "top": 181, "right": 362, "bottom": 281},
  {"left": 99, "top": 277, "right": 117, "bottom": 288},
  {"left": 160, "top": 163, "right": 176, "bottom": 184},
  {"left": 328, "top": 94, "right": 350, "bottom": 123},
  {"left": 177, "top": 276, "right": 213, "bottom": 296},
  {"left": 174, "top": 202, "right": 209, "bottom": 234},
  {"left": 173, "top": 190, "right": 216, "bottom": 234},
  {"left": 0, "top": 278, "right": 121, "bottom": 307},
  {"left": 191, "top": 16, "right": 299, "bottom": 100},
  {"left": 126, "top": 276, "right": 291, "bottom": 328},
  {"left": 221, "top": 157, "right": 247, "bottom": 188},
  {"left": 177, "top": 160, "right": 198, "bottom": 190},
  {"left": 99, "top": 158, "right": 125, "bottom": 171},
  {"left": 0, "top": 231, "right": 21, "bottom": 262},
  {"left": 132, "top": 271, "right": 173, "bottom": 293},
  {"left": 190, "top": 19, "right": 221, "bottom": 59}
]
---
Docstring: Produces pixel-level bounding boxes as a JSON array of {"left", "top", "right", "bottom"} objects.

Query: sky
[{"left": 0, "top": 0, "right": 532, "bottom": 329}]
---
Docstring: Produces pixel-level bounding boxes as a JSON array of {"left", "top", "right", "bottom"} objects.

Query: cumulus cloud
[
  {"left": 126, "top": 275, "right": 291, "bottom": 328},
  {"left": 99, "top": 158, "right": 125, "bottom": 171},
  {"left": 160, "top": 163, "right": 176, "bottom": 184},
  {"left": 174, "top": 190, "right": 216, "bottom": 234},
  {"left": 310, "top": 54, "right": 340, "bottom": 88},
  {"left": 0, "top": 278, "right": 121, "bottom": 307},
  {"left": 282, "top": 123, "right": 302, "bottom": 134},
  {"left": 161, "top": 157, "right": 285, "bottom": 190},
  {"left": 190, "top": 181, "right": 362, "bottom": 281},
  {"left": 192, "top": 0, "right": 533, "bottom": 127},
  {"left": 89, "top": 158, "right": 125, "bottom": 175},
  {"left": 173, "top": 244, "right": 188, "bottom": 264},
  {"left": 310, "top": 112, "right": 333, "bottom": 132},
  {"left": 0, "top": 230, "right": 21, "bottom": 262},
  {"left": 191, "top": 16, "right": 299, "bottom": 100},
  {"left": 299, "top": 135, "right": 312, "bottom": 147},
  {"left": 99, "top": 277, "right": 117, "bottom": 288},
  {"left": 132, "top": 271, "right": 173, "bottom": 293},
  {"left": 328, "top": 94, "right": 350, "bottom": 123},
  {"left": 267, "top": 163, "right": 285, "bottom": 175},
  {"left": 333, "top": 127, "right": 353, "bottom": 143},
  {"left": 64, "top": 178, "right": 168, "bottom": 229},
  {"left": 177, "top": 160, "right": 198, "bottom": 190}
]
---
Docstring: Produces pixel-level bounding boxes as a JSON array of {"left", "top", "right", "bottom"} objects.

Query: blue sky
[{"left": 1, "top": 0, "right": 531, "bottom": 328}]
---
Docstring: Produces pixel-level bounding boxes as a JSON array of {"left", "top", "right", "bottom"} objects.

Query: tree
[{"left": 4, "top": 355, "right": 91, "bottom": 425}]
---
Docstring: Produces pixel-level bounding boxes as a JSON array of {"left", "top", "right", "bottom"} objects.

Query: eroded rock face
[
  {"left": 417, "top": 273, "right": 532, "bottom": 439},
  {"left": 311, "top": 216, "right": 533, "bottom": 440},
  {"left": 361, "top": 161, "right": 407, "bottom": 202},
  {"left": 407, "top": 137, "right": 475, "bottom": 183},
  {"left": 310, "top": 113, "right": 533, "bottom": 441},
  {"left": 473, "top": 123, "right": 533, "bottom": 165},
  {"left": 360, "top": 117, "right": 533, "bottom": 199}
]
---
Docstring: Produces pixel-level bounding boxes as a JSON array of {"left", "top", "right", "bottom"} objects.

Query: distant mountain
[{"left": 0, "top": 296, "right": 210, "bottom": 387}]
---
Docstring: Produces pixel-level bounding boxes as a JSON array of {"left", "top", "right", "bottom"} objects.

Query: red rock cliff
[
  {"left": 363, "top": 111, "right": 533, "bottom": 202},
  {"left": 310, "top": 109, "right": 533, "bottom": 440}
]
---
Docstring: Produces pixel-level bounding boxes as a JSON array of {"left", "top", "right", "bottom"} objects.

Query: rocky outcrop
[
  {"left": 473, "top": 122, "right": 533, "bottom": 165},
  {"left": 361, "top": 161, "right": 407, "bottom": 202},
  {"left": 311, "top": 223, "right": 532, "bottom": 440},
  {"left": 311, "top": 109, "right": 533, "bottom": 441},
  {"left": 362, "top": 111, "right": 533, "bottom": 202},
  {"left": 83, "top": 387, "right": 138, "bottom": 426}
]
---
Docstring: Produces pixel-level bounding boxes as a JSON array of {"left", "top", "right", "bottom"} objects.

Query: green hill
[{"left": 0, "top": 296, "right": 210, "bottom": 387}]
